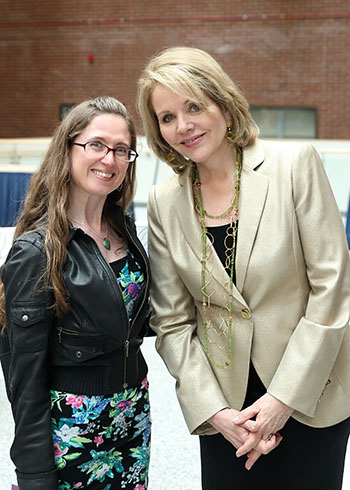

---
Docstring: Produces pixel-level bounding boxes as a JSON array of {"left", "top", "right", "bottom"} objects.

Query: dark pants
[
  {"left": 200, "top": 416, "right": 350, "bottom": 490},
  {"left": 200, "top": 366, "right": 350, "bottom": 490}
]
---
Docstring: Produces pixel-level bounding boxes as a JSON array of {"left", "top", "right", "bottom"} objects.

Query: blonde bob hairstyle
[
  {"left": 0, "top": 96, "right": 137, "bottom": 325},
  {"left": 137, "top": 46, "right": 259, "bottom": 174}
]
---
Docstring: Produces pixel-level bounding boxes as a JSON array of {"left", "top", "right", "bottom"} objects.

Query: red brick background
[{"left": 0, "top": 1, "right": 349, "bottom": 138}]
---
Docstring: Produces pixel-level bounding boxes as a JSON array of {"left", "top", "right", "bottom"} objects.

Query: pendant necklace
[{"left": 68, "top": 217, "right": 111, "bottom": 250}]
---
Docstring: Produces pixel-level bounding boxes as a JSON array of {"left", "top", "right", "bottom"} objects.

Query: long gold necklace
[{"left": 193, "top": 146, "right": 243, "bottom": 368}]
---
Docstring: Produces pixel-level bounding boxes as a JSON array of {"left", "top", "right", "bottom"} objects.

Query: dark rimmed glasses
[{"left": 73, "top": 141, "right": 138, "bottom": 163}]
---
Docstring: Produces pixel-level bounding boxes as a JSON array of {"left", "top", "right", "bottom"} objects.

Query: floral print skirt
[{"left": 50, "top": 378, "right": 151, "bottom": 490}]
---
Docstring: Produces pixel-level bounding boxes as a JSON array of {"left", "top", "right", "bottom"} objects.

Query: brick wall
[{"left": 1, "top": 1, "right": 349, "bottom": 138}]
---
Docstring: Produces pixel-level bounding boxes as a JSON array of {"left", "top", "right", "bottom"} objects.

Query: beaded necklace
[
  {"left": 200, "top": 188, "right": 238, "bottom": 220},
  {"left": 193, "top": 146, "right": 243, "bottom": 368}
]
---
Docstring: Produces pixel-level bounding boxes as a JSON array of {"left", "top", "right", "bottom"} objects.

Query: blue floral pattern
[{"left": 51, "top": 378, "right": 151, "bottom": 489}]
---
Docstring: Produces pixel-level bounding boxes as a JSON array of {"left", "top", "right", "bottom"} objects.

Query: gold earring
[
  {"left": 167, "top": 151, "right": 176, "bottom": 162},
  {"left": 225, "top": 120, "right": 234, "bottom": 141}
]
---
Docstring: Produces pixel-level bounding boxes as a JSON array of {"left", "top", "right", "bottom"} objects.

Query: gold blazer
[{"left": 147, "top": 139, "right": 350, "bottom": 435}]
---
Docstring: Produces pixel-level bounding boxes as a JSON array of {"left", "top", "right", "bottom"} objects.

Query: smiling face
[
  {"left": 70, "top": 113, "right": 131, "bottom": 201},
  {"left": 151, "top": 85, "right": 232, "bottom": 168}
]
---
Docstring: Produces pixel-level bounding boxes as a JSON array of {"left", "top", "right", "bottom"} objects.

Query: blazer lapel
[
  {"left": 175, "top": 167, "right": 203, "bottom": 263},
  {"left": 235, "top": 140, "right": 269, "bottom": 292}
]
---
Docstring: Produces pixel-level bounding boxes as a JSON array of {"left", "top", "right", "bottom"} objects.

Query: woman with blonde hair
[
  {"left": 0, "top": 96, "right": 151, "bottom": 489},
  {"left": 137, "top": 46, "right": 350, "bottom": 489}
]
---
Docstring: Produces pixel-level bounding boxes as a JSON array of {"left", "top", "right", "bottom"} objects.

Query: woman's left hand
[{"left": 233, "top": 393, "right": 294, "bottom": 457}]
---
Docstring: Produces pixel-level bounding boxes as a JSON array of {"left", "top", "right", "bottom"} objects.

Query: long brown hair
[
  {"left": 0, "top": 96, "right": 137, "bottom": 326},
  {"left": 137, "top": 46, "right": 259, "bottom": 173}
]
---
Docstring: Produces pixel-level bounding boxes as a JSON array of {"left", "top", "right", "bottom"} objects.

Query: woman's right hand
[{"left": 207, "top": 408, "right": 282, "bottom": 469}]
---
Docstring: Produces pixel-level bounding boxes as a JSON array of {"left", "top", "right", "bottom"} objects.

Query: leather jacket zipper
[
  {"left": 123, "top": 339, "right": 130, "bottom": 389},
  {"left": 91, "top": 236, "right": 132, "bottom": 389},
  {"left": 116, "top": 215, "right": 150, "bottom": 390},
  {"left": 57, "top": 326, "right": 100, "bottom": 344},
  {"left": 121, "top": 214, "right": 150, "bottom": 333},
  {"left": 87, "top": 216, "right": 150, "bottom": 391}
]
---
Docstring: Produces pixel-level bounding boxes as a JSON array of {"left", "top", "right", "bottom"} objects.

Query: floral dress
[{"left": 50, "top": 249, "right": 151, "bottom": 490}]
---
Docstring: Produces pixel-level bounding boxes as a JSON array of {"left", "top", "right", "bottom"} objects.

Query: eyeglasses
[{"left": 73, "top": 141, "right": 138, "bottom": 163}]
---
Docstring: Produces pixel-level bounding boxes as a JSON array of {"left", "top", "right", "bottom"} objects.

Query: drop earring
[
  {"left": 167, "top": 151, "right": 176, "bottom": 162},
  {"left": 225, "top": 120, "right": 234, "bottom": 141}
]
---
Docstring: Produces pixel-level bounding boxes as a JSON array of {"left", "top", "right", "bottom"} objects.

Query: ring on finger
[{"left": 265, "top": 433, "right": 274, "bottom": 442}]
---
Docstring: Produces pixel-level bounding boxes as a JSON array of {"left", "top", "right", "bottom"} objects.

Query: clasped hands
[{"left": 208, "top": 393, "right": 294, "bottom": 470}]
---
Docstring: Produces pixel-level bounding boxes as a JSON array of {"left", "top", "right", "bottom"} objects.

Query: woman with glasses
[
  {"left": 137, "top": 47, "right": 350, "bottom": 489},
  {"left": 0, "top": 96, "right": 151, "bottom": 489}
]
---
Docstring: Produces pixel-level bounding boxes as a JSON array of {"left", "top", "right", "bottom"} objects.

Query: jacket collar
[{"left": 175, "top": 139, "right": 268, "bottom": 300}]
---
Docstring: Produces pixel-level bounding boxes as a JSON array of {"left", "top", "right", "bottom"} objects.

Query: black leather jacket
[{"left": 0, "top": 208, "right": 151, "bottom": 490}]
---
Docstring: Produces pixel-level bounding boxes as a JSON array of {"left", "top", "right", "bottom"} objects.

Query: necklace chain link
[{"left": 193, "top": 147, "right": 243, "bottom": 368}]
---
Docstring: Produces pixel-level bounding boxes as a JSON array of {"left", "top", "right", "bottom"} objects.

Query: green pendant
[{"left": 103, "top": 238, "right": 111, "bottom": 250}]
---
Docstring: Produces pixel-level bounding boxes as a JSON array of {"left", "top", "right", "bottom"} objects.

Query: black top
[
  {"left": 207, "top": 222, "right": 265, "bottom": 402},
  {"left": 109, "top": 245, "right": 146, "bottom": 322},
  {"left": 207, "top": 223, "right": 237, "bottom": 284}
]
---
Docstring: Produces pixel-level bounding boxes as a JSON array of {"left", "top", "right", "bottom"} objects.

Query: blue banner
[{"left": 0, "top": 172, "right": 32, "bottom": 227}]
